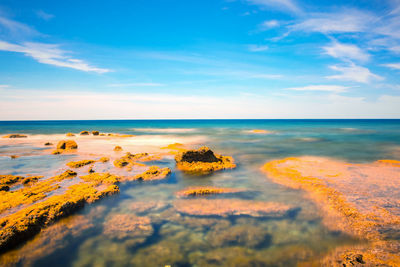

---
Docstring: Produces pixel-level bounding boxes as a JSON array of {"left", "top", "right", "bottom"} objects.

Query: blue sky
[{"left": 0, "top": 0, "right": 400, "bottom": 119}]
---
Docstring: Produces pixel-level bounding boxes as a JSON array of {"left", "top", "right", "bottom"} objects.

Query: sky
[{"left": 0, "top": 0, "right": 400, "bottom": 120}]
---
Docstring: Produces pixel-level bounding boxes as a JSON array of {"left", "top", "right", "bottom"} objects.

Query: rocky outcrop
[
  {"left": 66, "top": 160, "right": 95, "bottom": 168},
  {"left": 79, "top": 131, "right": 89, "bottom": 135},
  {"left": 56, "top": 140, "right": 78, "bottom": 150},
  {"left": 114, "top": 152, "right": 161, "bottom": 170},
  {"left": 175, "top": 186, "right": 246, "bottom": 197},
  {"left": 175, "top": 146, "right": 236, "bottom": 175},
  {"left": 2, "top": 134, "right": 27, "bottom": 138},
  {"left": 130, "top": 166, "right": 171, "bottom": 181}
]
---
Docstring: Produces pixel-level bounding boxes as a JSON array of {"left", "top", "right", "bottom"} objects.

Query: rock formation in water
[{"left": 175, "top": 146, "right": 236, "bottom": 175}]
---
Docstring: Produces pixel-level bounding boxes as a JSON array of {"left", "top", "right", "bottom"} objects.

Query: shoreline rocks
[
  {"left": 175, "top": 146, "right": 236, "bottom": 175},
  {"left": 2, "top": 134, "right": 27, "bottom": 138}
]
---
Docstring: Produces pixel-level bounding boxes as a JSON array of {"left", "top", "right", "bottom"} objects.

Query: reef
[
  {"left": 99, "top": 157, "right": 110, "bottom": 163},
  {"left": 0, "top": 170, "right": 120, "bottom": 252},
  {"left": 2, "top": 134, "right": 27, "bottom": 138},
  {"left": 114, "top": 152, "right": 161, "bottom": 170},
  {"left": 262, "top": 156, "right": 400, "bottom": 266},
  {"left": 174, "top": 199, "right": 292, "bottom": 218},
  {"left": 103, "top": 214, "right": 153, "bottom": 243},
  {"left": 175, "top": 146, "right": 236, "bottom": 175},
  {"left": 114, "top": 146, "right": 123, "bottom": 151},
  {"left": 79, "top": 131, "right": 89, "bottom": 135},
  {"left": 175, "top": 186, "right": 246, "bottom": 197},
  {"left": 66, "top": 160, "right": 95, "bottom": 168},
  {"left": 206, "top": 224, "right": 270, "bottom": 248},
  {"left": 130, "top": 166, "right": 171, "bottom": 181}
]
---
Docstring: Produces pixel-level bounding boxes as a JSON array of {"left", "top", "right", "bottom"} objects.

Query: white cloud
[
  {"left": 246, "top": 0, "right": 302, "bottom": 14},
  {"left": 0, "top": 16, "right": 41, "bottom": 39},
  {"left": 326, "top": 63, "right": 383, "bottom": 83},
  {"left": 287, "top": 85, "right": 349, "bottom": 93},
  {"left": 1, "top": 89, "right": 400, "bottom": 119},
  {"left": 260, "top": 20, "right": 279, "bottom": 30},
  {"left": 382, "top": 63, "right": 400, "bottom": 70},
  {"left": 0, "top": 84, "right": 9, "bottom": 89},
  {"left": 0, "top": 41, "right": 110, "bottom": 73},
  {"left": 36, "top": 10, "right": 54, "bottom": 21},
  {"left": 248, "top": 44, "right": 269, "bottom": 52},
  {"left": 108, "top": 83, "right": 165, "bottom": 87},
  {"left": 290, "top": 9, "right": 376, "bottom": 34},
  {"left": 323, "top": 41, "right": 369, "bottom": 62}
]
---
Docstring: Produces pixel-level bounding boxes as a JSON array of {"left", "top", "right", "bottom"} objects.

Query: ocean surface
[{"left": 1, "top": 119, "right": 400, "bottom": 266}]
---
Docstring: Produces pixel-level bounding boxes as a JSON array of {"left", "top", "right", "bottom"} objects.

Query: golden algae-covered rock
[
  {"left": 262, "top": 156, "right": 400, "bottom": 266},
  {"left": 65, "top": 133, "right": 75, "bottom": 137},
  {"left": 248, "top": 129, "right": 274, "bottom": 134},
  {"left": 175, "top": 146, "right": 236, "bottom": 175},
  {"left": 2, "top": 134, "right": 27, "bottom": 138},
  {"left": 56, "top": 140, "right": 78, "bottom": 150},
  {"left": 66, "top": 159, "right": 95, "bottom": 168},
  {"left": 99, "top": 156, "right": 110, "bottom": 163},
  {"left": 174, "top": 199, "right": 292, "bottom": 218},
  {"left": 22, "top": 176, "right": 43, "bottom": 186},
  {"left": 0, "top": 170, "right": 77, "bottom": 213},
  {"left": 91, "top": 131, "right": 99, "bottom": 136},
  {"left": 113, "top": 145, "right": 123, "bottom": 151},
  {"left": 80, "top": 172, "right": 121, "bottom": 185},
  {"left": 79, "top": 131, "right": 89, "bottom": 135},
  {"left": 129, "top": 166, "right": 171, "bottom": 181},
  {"left": 175, "top": 186, "right": 246, "bottom": 197},
  {"left": 114, "top": 152, "right": 161, "bottom": 169},
  {"left": 0, "top": 171, "right": 120, "bottom": 252}
]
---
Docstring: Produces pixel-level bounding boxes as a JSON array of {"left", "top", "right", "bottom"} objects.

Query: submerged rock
[
  {"left": 175, "top": 186, "right": 247, "bottom": 197},
  {"left": 99, "top": 157, "right": 110, "bottom": 163},
  {"left": 206, "top": 224, "right": 271, "bottom": 248},
  {"left": 114, "top": 152, "right": 161, "bottom": 170},
  {"left": 175, "top": 146, "right": 236, "bottom": 175},
  {"left": 174, "top": 199, "right": 293, "bottom": 218},
  {"left": 103, "top": 214, "right": 153, "bottom": 242},
  {"left": 2, "top": 134, "right": 27, "bottom": 138},
  {"left": 66, "top": 160, "right": 95, "bottom": 168}
]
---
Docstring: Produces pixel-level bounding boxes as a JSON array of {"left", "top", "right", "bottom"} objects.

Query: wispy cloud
[
  {"left": 36, "top": 10, "right": 54, "bottom": 21},
  {"left": 382, "top": 63, "right": 400, "bottom": 70},
  {"left": 108, "top": 83, "right": 165, "bottom": 87},
  {"left": 248, "top": 44, "right": 269, "bottom": 52},
  {"left": 246, "top": 0, "right": 302, "bottom": 14},
  {"left": 260, "top": 20, "right": 280, "bottom": 30},
  {"left": 323, "top": 41, "right": 369, "bottom": 62},
  {"left": 286, "top": 85, "right": 349, "bottom": 93},
  {"left": 0, "top": 16, "right": 41, "bottom": 39},
  {"left": 0, "top": 84, "right": 10, "bottom": 89},
  {"left": 327, "top": 63, "right": 383, "bottom": 83},
  {"left": 0, "top": 41, "right": 111, "bottom": 73}
]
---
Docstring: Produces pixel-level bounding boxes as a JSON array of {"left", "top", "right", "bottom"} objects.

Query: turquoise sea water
[{"left": 1, "top": 120, "right": 400, "bottom": 266}]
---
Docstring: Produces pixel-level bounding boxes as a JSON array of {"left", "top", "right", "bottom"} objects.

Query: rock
[
  {"left": 22, "top": 176, "right": 43, "bottom": 186},
  {"left": 247, "top": 129, "right": 274, "bottom": 134},
  {"left": 99, "top": 157, "right": 110, "bottom": 163},
  {"left": 114, "top": 152, "right": 161, "bottom": 169},
  {"left": 175, "top": 186, "right": 247, "bottom": 197},
  {"left": 56, "top": 140, "right": 78, "bottom": 150},
  {"left": 2, "top": 134, "right": 27, "bottom": 138},
  {"left": 88, "top": 168, "right": 95, "bottom": 173},
  {"left": 92, "top": 131, "right": 99, "bottom": 136},
  {"left": 103, "top": 214, "right": 153, "bottom": 242},
  {"left": 66, "top": 160, "right": 95, "bottom": 168},
  {"left": 44, "top": 142, "right": 53, "bottom": 146},
  {"left": 128, "top": 166, "right": 171, "bottom": 181},
  {"left": 66, "top": 133, "right": 75, "bottom": 137},
  {"left": 79, "top": 131, "right": 89, "bottom": 135},
  {"left": 174, "top": 199, "right": 293, "bottom": 218},
  {"left": 10, "top": 155, "right": 19, "bottom": 159},
  {"left": 114, "top": 146, "right": 123, "bottom": 151},
  {"left": 206, "top": 224, "right": 271, "bottom": 248},
  {"left": 175, "top": 146, "right": 236, "bottom": 175}
]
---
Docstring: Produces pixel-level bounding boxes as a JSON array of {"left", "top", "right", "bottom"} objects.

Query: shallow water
[{"left": 1, "top": 120, "right": 400, "bottom": 266}]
